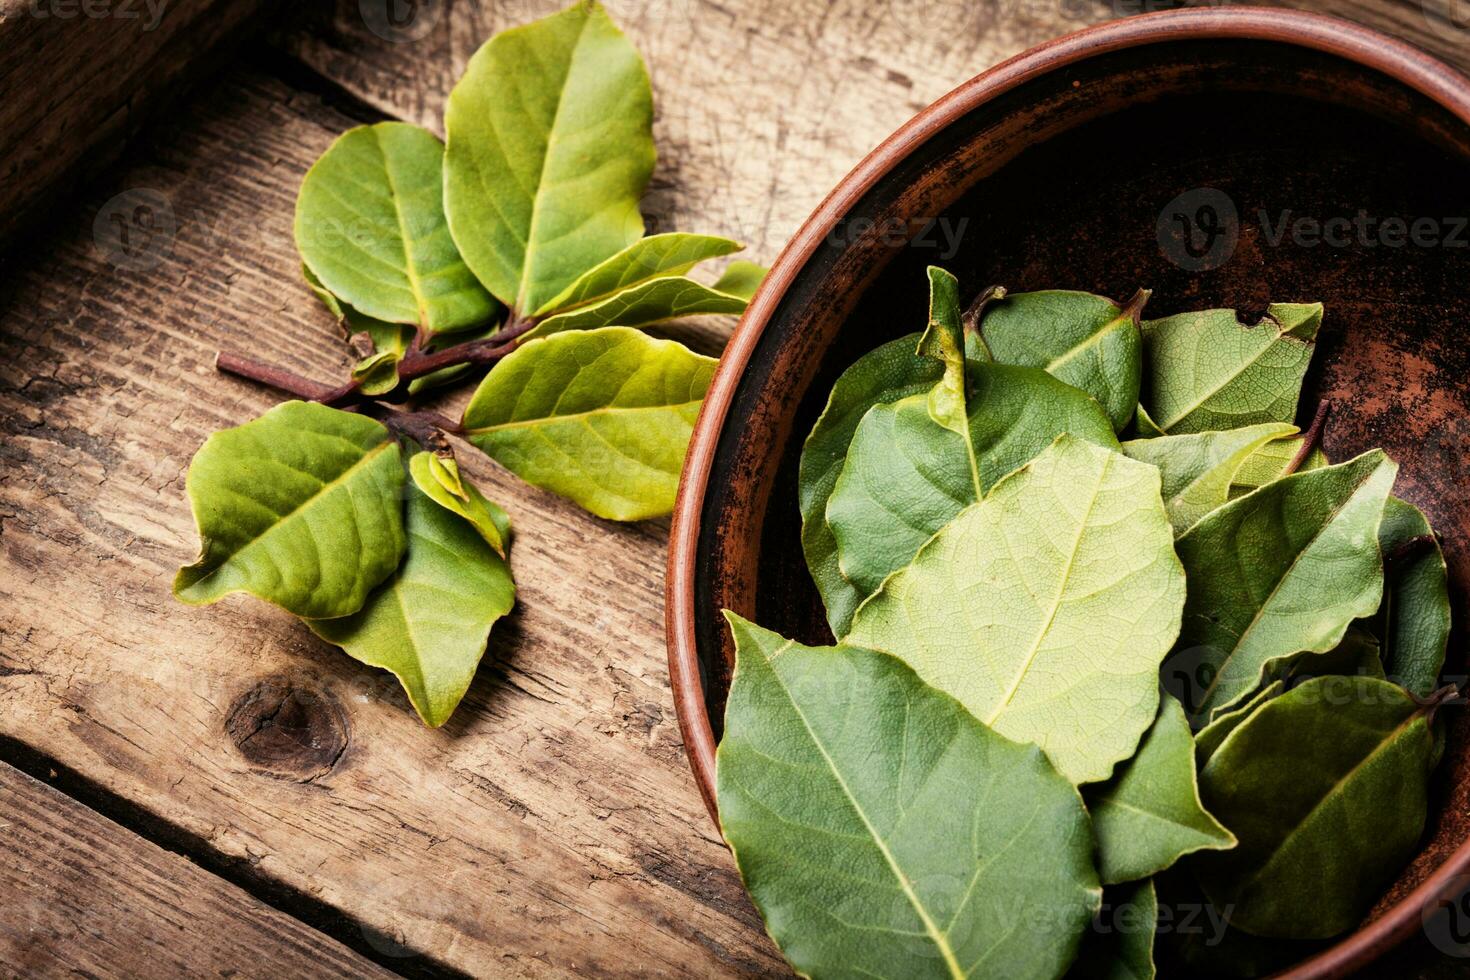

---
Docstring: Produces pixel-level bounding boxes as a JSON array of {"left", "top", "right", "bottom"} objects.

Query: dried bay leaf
[
  {"left": 797, "top": 332, "right": 943, "bottom": 636},
  {"left": 848, "top": 436, "right": 1186, "bottom": 784},
  {"left": 978, "top": 288, "right": 1145, "bottom": 432},
  {"left": 1375, "top": 496, "right": 1450, "bottom": 696},
  {"left": 1139, "top": 303, "right": 1321, "bottom": 434},
  {"left": 1168, "top": 450, "right": 1396, "bottom": 721},
  {"left": 827, "top": 366, "right": 1118, "bottom": 599},
  {"left": 1194, "top": 676, "right": 1440, "bottom": 939},
  {"left": 1120, "top": 423, "right": 1297, "bottom": 536},
  {"left": 174, "top": 402, "right": 406, "bottom": 619},
  {"left": 1068, "top": 880, "right": 1157, "bottom": 980},
  {"left": 1085, "top": 695, "right": 1234, "bottom": 885},
  {"left": 718, "top": 614, "right": 1101, "bottom": 979}
]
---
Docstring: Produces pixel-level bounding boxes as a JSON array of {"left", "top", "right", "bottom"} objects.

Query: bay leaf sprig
[
  {"left": 719, "top": 265, "right": 1455, "bottom": 979},
  {"left": 174, "top": 1, "right": 765, "bottom": 727}
]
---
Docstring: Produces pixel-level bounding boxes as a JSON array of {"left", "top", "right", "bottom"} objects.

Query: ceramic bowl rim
[{"left": 666, "top": 8, "right": 1470, "bottom": 976}]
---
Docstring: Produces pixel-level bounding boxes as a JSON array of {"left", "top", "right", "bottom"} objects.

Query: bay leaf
[
  {"left": 408, "top": 451, "right": 507, "bottom": 556},
  {"left": 528, "top": 274, "right": 748, "bottom": 338},
  {"left": 848, "top": 436, "right": 1186, "bottom": 784},
  {"left": 710, "top": 260, "right": 767, "bottom": 301},
  {"left": 1375, "top": 496, "right": 1450, "bottom": 696},
  {"left": 717, "top": 614, "right": 1101, "bottom": 980},
  {"left": 296, "top": 122, "right": 497, "bottom": 333},
  {"left": 444, "top": 1, "right": 653, "bottom": 313},
  {"left": 309, "top": 467, "right": 514, "bottom": 727},
  {"left": 1194, "top": 675, "right": 1438, "bottom": 939},
  {"left": 1139, "top": 303, "right": 1322, "bottom": 434},
  {"left": 1227, "top": 434, "right": 1328, "bottom": 498},
  {"left": 531, "top": 232, "right": 740, "bottom": 316},
  {"left": 827, "top": 364, "right": 1119, "bottom": 598},
  {"left": 461, "top": 326, "right": 715, "bottom": 521},
  {"left": 174, "top": 401, "right": 406, "bottom": 619},
  {"left": 1085, "top": 695, "right": 1235, "bottom": 885},
  {"left": 1120, "top": 422, "right": 1297, "bottom": 536},
  {"left": 303, "top": 264, "right": 413, "bottom": 352},
  {"left": 1168, "top": 450, "right": 1396, "bottom": 722},
  {"left": 978, "top": 289, "right": 1145, "bottom": 432},
  {"left": 797, "top": 332, "right": 942, "bottom": 637},
  {"left": 1069, "top": 880, "right": 1157, "bottom": 980},
  {"left": 1193, "top": 681, "right": 1284, "bottom": 769},
  {"left": 917, "top": 266, "right": 969, "bottom": 435}
]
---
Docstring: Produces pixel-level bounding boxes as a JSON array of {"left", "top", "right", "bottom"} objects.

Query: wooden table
[{"left": 1, "top": 0, "right": 1467, "bottom": 976}]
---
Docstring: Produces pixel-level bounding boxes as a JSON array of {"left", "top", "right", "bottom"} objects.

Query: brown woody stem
[
  {"left": 216, "top": 352, "right": 335, "bottom": 401},
  {"left": 1283, "top": 400, "right": 1332, "bottom": 476}
]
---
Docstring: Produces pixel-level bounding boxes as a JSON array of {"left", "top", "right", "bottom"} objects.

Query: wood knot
[{"left": 226, "top": 676, "right": 348, "bottom": 781}]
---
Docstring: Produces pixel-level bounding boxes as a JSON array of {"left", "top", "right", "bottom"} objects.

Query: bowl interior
[{"left": 688, "top": 29, "right": 1470, "bottom": 971}]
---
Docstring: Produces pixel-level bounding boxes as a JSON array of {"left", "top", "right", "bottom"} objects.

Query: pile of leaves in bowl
[
  {"left": 171, "top": 2, "right": 762, "bottom": 727},
  {"left": 717, "top": 267, "right": 1455, "bottom": 978}
]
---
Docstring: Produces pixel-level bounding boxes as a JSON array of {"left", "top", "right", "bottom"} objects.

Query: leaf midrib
[
  {"left": 766, "top": 644, "right": 966, "bottom": 979},
  {"left": 464, "top": 398, "right": 703, "bottom": 435},
  {"left": 518, "top": 8, "right": 596, "bottom": 313},
  {"left": 1043, "top": 314, "right": 1125, "bottom": 373},
  {"left": 1194, "top": 463, "right": 1380, "bottom": 709},
  {"left": 987, "top": 454, "right": 1111, "bottom": 724},
  {"left": 1230, "top": 706, "right": 1425, "bottom": 894},
  {"left": 191, "top": 439, "right": 395, "bottom": 591},
  {"left": 1155, "top": 323, "right": 1299, "bottom": 430}
]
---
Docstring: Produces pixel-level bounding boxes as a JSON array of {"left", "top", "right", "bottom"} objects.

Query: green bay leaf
[
  {"left": 444, "top": 1, "right": 653, "bottom": 313},
  {"left": 797, "top": 333, "right": 942, "bottom": 638},
  {"left": 827, "top": 364, "right": 1119, "bottom": 599},
  {"left": 1376, "top": 496, "right": 1450, "bottom": 696},
  {"left": 296, "top": 122, "right": 497, "bottom": 333},
  {"left": 1068, "top": 880, "right": 1157, "bottom": 980},
  {"left": 461, "top": 326, "right": 714, "bottom": 521},
  {"left": 979, "top": 289, "right": 1145, "bottom": 432},
  {"left": 848, "top": 436, "right": 1186, "bottom": 784},
  {"left": 1193, "top": 681, "right": 1284, "bottom": 768},
  {"left": 717, "top": 614, "right": 1101, "bottom": 980},
  {"left": 710, "top": 260, "right": 767, "bottom": 301},
  {"left": 1169, "top": 450, "right": 1396, "bottom": 721},
  {"left": 409, "top": 452, "right": 507, "bottom": 556},
  {"left": 1194, "top": 676, "right": 1437, "bottom": 939},
  {"left": 532, "top": 232, "right": 739, "bottom": 315},
  {"left": 1140, "top": 302, "right": 1321, "bottom": 434},
  {"left": 528, "top": 274, "right": 747, "bottom": 338},
  {"left": 174, "top": 401, "right": 406, "bottom": 619},
  {"left": 1085, "top": 695, "right": 1235, "bottom": 885},
  {"left": 309, "top": 469, "right": 514, "bottom": 727},
  {"left": 1120, "top": 422, "right": 1297, "bottom": 536},
  {"left": 1227, "top": 433, "right": 1328, "bottom": 497}
]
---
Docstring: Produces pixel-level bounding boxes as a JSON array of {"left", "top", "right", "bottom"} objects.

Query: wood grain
[
  {"left": 3, "top": 0, "right": 1469, "bottom": 975},
  {"left": 0, "top": 759, "right": 390, "bottom": 978},
  {"left": 0, "top": 0, "right": 272, "bottom": 250}
]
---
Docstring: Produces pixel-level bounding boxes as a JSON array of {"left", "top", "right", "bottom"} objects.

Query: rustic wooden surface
[
  {"left": 0, "top": 0, "right": 274, "bottom": 249},
  {"left": 2, "top": 0, "right": 1469, "bottom": 977},
  {"left": 0, "top": 759, "right": 392, "bottom": 977}
]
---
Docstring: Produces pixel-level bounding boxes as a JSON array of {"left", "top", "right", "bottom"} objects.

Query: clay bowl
[{"left": 667, "top": 6, "right": 1470, "bottom": 977}]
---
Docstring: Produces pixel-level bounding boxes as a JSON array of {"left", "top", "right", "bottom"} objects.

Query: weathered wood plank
[
  {"left": 0, "top": 759, "right": 392, "bottom": 979},
  {"left": 0, "top": 63, "right": 784, "bottom": 978},
  {"left": 271, "top": 0, "right": 1119, "bottom": 264},
  {"left": 0, "top": 0, "right": 273, "bottom": 250}
]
